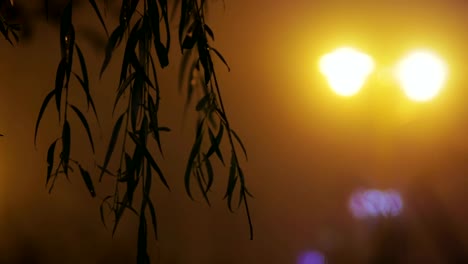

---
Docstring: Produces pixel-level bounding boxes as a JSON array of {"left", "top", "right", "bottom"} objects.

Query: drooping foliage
[{"left": 0, "top": 0, "right": 253, "bottom": 262}]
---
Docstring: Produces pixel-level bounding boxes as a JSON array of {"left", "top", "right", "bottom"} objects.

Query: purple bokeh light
[
  {"left": 349, "top": 189, "right": 403, "bottom": 219},
  {"left": 297, "top": 251, "right": 326, "bottom": 264}
]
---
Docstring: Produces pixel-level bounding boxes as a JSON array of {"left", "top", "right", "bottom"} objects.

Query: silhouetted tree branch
[{"left": 1, "top": 0, "right": 253, "bottom": 263}]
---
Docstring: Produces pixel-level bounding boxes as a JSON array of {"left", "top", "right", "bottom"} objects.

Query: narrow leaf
[
  {"left": 158, "top": 0, "right": 171, "bottom": 52},
  {"left": 206, "top": 125, "right": 224, "bottom": 164},
  {"left": 147, "top": 1, "right": 169, "bottom": 68},
  {"left": 69, "top": 104, "right": 95, "bottom": 153},
  {"left": 100, "top": 195, "right": 113, "bottom": 228},
  {"left": 129, "top": 52, "right": 155, "bottom": 88},
  {"left": 231, "top": 129, "right": 248, "bottom": 160},
  {"left": 204, "top": 156, "right": 214, "bottom": 193},
  {"left": 210, "top": 47, "right": 230, "bottom": 71},
  {"left": 78, "top": 165, "right": 96, "bottom": 197},
  {"left": 114, "top": 72, "right": 137, "bottom": 114},
  {"left": 99, "top": 112, "right": 126, "bottom": 181},
  {"left": 225, "top": 152, "right": 238, "bottom": 212},
  {"left": 60, "top": 2, "right": 75, "bottom": 83},
  {"left": 46, "top": 140, "right": 57, "bottom": 185},
  {"left": 112, "top": 194, "right": 129, "bottom": 236},
  {"left": 196, "top": 93, "right": 210, "bottom": 111},
  {"left": 204, "top": 24, "right": 214, "bottom": 40},
  {"left": 100, "top": 25, "right": 124, "bottom": 77},
  {"left": 62, "top": 121, "right": 71, "bottom": 176},
  {"left": 195, "top": 167, "right": 210, "bottom": 205},
  {"left": 184, "top": 119, "right": 204, "bottom": 200},
  {"left": 125, "top": 152, "right": 137, "bottom": 204},
  {"left": 34, "top": 90, "right": 55, "bottom": 146},
  {"left": 137, "top": 211, "right": 149, "bottom": 264},
  {"left": 74, "top": 43, "right": 99, "bottom": 120},
  {"left": 88, "top": 0, "right": 109, "bottom": 36},
  {"left": 130, "top": 74, "right": 144, "bottom": 132},
  {"left": 147, "top": 199, "right": 158, "bottom": 240},
  {"left": 54, "top": 59, "right": 67, "bottom": 120},
  {"left": 96, "top": 164, "right": 116, "bottom": 177},
  {"left": 119, "top": 18, "right": 142, "bottom": 86},
  {"left": 237, "top": 167, "right": 246, "bottom": 208},
  {"left": 128, "top": 132, "right": 170, "bottom": 190},
  {"left": 148, "top": 95, "right": 163, "bottom": 154}
]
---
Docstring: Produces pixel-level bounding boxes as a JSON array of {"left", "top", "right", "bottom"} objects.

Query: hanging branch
[{"left": 29, "top": 0, "right": 253, "bottom": 262}]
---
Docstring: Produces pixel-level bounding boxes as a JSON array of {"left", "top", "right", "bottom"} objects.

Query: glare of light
[
  {"left": 319, "top": 47, "right": 374, "bottom": 96},
  {"left": 349, "top": 189, "right": 403, "bottom": 219},
  {"left": 297, "top": 251, "right": 326, "bottom": 264},
  {"left": 396, "top": 50, "right": 448, "bottom": 102}
]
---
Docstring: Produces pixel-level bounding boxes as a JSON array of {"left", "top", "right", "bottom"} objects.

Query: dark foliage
[{"left": 1, "top": 0, "right": 253, "bottom": 263}]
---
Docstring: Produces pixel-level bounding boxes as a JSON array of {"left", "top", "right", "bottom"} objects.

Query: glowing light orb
[
  {"left": 396, "top": 50, "right": 448, "bottom": 102},
  {"left": 349, "top": 189, "right": 403, "bottom": 219},
  {"left": 297, "top": 251, "right": 326, "bottom": 264},
  {"left": 319, "top": 47, "right": 375, "bottom": 96}
]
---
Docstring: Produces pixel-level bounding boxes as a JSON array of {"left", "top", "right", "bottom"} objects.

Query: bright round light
[
  {"left": 319, "top": 47, "right": 374, "bottom": 96},
  {"left": 396, "top": 50, "right": 448, "bottom": 102}
]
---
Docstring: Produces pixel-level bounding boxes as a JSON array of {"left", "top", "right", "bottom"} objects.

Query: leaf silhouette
[
  {"left": 206, "top": 124, "right": 224, "bottom": 164},
  {"left": 144, "top": 161, "right": 158, "bottom": 239},
  {"left": 100, "top": 24, "right": 124, "bottom": 77},
  {"left": 182, "top": 23, "right": 198, "bottom": 50},
  {"left": 137, "top": 210, "right": 149, "bottom": 264},
  {"left": 114, "top": 72, "right": 137, "bottom": 114},
  {"left": 124, "top": 152, "right": 137, "bottom": 204},
  {"left": 119, "top": 18, "right": 142, "bottom": 86},
  {"left": 88, "top": 0, "right": 109, "bottom": 36},
  {"left": 225, "top": 152, "right": 238, "bottom": 212},
  {"left": 210, "top": 47, "right": 230, "bottom": 71},
  {"left": 195, "top": 166, "right": 210, "bottom": 205},
  {"left": 99, "top": 112, "right": 126, "bottom": 181},
  {"left": 148, "top": 95, "right": 163, "bottom": 154},
  {"left": 46, "top": 139, "right": 57, "bottom": 185},
  {"left": 74, "top": 43, "right": 99, "bottom": 120},
  {"left": 54, "top": 58, "right": 67, "bottom": 120},
  {"left": 69, "top": 104, "right": 95, "bottom": 153},
  {"left": 62, "top": 120, "right": 71, "bottom": 176},
  {"left": 78, "top": 165, "right": 96, "bottom": 197},
  {"left": 204, "top": 156, "right": 214, "bottom": 193},
  {"left": 195, "top": 93, "right": 210, "bottom": 111},
  {"left": 231, "top": 129, "right": 248, "bottom": 160},
  {"left": 34, "top": 90, "right": 55, "bottom": 146},
  {"left": 158, "top": 0, "right": 171, "bottom": 52},
  {"left": 100, "top": 195, "right": 113, "bottom": 228},
  {"left": 184, "top": 118, "right": 204, "bottom": 200},
  {"left": 128, "top": 132, "right": 170, "bottom": 190},
  {"left": 148, "top": 0, "right": 169, "bottom": 68},
  {"left": 204, "top": 24, "right": 214, "bottom": 40},
  {"left": 60, "top": 1, "right": 75, "bottom": 84},
  {"left": 130, "top": 74, "right": 144, "bottom": 132},
  {"left": 112, "top": 193, "right": 129, "bottom": 236},
  {"left": 147, "top": 198, "right": 158, "bottom": 240}
]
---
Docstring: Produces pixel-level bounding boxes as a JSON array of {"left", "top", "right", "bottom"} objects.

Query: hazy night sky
[{"left": 0, "top": 0, "right": 468, "bottom": 263}]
